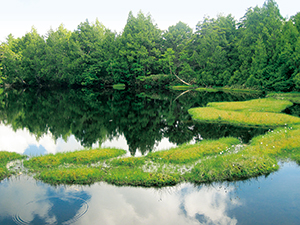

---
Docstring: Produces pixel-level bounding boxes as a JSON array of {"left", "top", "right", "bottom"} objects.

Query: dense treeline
[{"left": 1, "top": 0, "right": 300, "bottom": 91}]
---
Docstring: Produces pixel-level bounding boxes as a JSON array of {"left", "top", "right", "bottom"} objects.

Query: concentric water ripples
[{"left": 13, "top": 196, "right": 89, "bottom": 225}]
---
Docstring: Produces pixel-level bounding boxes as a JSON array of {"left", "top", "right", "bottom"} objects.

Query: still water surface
[
  {"left": 0, "top": 88, "right": 299, "bottom": 224},
  {"left": 0, "top": 162, "right": 299, "bottom": 224}
]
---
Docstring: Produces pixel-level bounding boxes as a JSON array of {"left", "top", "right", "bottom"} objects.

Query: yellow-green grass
[
  {"left": 195, "top": 87, "right": 262, "bottom": 94},
  {"left": 184, "top": 152, "right": 278, "bottom": 183},
  {"left": 146, "top": 137, "right": 240, "bottom": 164},
  {"left": 267, "top": 92, "right": 300, "bottom": 104},
  {"left": 245, "top": 125, "right": 300, "bottom": 158},
  {"left": 24, "top": 148, "right": 126, "bottom": 170},
  {"left": 38, "top": 167, "right": 105, "bottom": 185},
  {"left": 0, "top": 151, "right": 26, "bottom": 180},
  {"left": 112, "top": 83, "right": 126, "bottom": 90},
  {"left": 207, "top": 98, "right": 293, "bottom": 113},
  {"left": 188, "top": 107, "right": 300, "bottom": 127},
  {"left": 170, "top": 85, "right": 195, "bottom": 90},
  {"left": 195, "top": 87, "right": 219, "bottom": 93},
  {"left": 22, "top": 126, "right": 300, "bottom": 186}
]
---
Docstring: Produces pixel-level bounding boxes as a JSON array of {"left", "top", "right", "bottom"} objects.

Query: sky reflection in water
[
  {"left": 0, "top": 162, "right": 300, "bottom": 225},
  {"left": 0, "top": 124, "right": 176, "bottom": 156}
]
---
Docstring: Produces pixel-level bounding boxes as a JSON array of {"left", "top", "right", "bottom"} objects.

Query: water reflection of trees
[{"left": 0, "top": 88, "right": 266, "bottom": 155}]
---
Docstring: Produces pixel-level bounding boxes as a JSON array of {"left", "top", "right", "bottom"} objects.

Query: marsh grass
[
  {"left": 207, "top": 98, "right": 293, "bottom": 113},
  {"left": 38, "top": 167, "right": 105, "bottom": 185},
  {"left": 146, "top": 137, "right": 240, "bottom": 164},
  {"left": 24, "top": 148, "right": 126, "bottom": 170},
  {"left": 184, "top": 152, "right": 278, "bottom": 183},
  {"left": 267, "top": 92, "right": 300, "bottom": 104},
  {"left": 0, "top": 151, "right": 26, "bottom": 180},
  {"left": 188, "top": 107, "right": 300, "bottom": 127},
  {"left": 113, "top": 83, "right": 126, "bottom": 90}
]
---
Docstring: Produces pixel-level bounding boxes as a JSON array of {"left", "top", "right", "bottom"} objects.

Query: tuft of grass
[
  {"left": 207, "top": 98, "right": 293, "bottom": 113},
  {"left": 184, "top": 152, "right": 278, "bottom": 183},
  {"left": 188, "top": 107, "right": 300, "bottom": 127},
  {"left": 113, "top": 83, "right": 126, "bottom": 90},
  {"left": 170, "top": 85, "right": 196, "bottom": 90},
  {"left": 103, "top": 167, "right": 180, "bottom": 187},
  {"left": 0, "top": 151, "right": 26, "bottom": 180},
  {"left": 267, "top": 92, "right": 300, "bottom": 104},
  {"left": 24, "top": 148, "right": 126, "bottom": 170},
  {"left": 38, "top": 167, "right": 105, "bottom": 185},
  {"left": 109, "top": 157, "right": 146, "bottom": 167},
  {"left": 146, "top": 137, "right": 240, "bottom": 164}
]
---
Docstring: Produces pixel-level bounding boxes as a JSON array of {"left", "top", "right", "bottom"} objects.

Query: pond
[{"left": 0, "top": 87, "right": 300, "bottom": 224}]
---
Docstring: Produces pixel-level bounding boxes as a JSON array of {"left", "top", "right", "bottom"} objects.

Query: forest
[{"left": 1, "top": 0, "right": 300, "bottom": 91}]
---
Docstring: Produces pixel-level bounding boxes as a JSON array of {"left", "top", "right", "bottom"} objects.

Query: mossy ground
[{"left": 3, "top": 96, "right": 300, "bottom": 187}]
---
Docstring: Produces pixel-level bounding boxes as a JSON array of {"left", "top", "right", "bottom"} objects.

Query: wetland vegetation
[{"left": 1, "top": 88, "right": 299, "bottom": 187}]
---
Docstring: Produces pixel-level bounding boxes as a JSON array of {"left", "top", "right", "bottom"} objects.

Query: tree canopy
[{"left": 1, "top": 0, "right": 300, "bottom": 91}]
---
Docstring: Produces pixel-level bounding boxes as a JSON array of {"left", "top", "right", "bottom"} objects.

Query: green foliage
[{"left": 1, "top": 1, "right": 300, "bottom": 91}]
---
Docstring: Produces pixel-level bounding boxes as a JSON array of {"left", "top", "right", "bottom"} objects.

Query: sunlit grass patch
[
  {"left": 109, "top": 156, "right": 146, "bottom": 167},
  {"left": 207, "top": 98, "right": 293, "bottom": 113},
  {"left": 103, "top": 167, "right": 179, "bottom": 187},
  {"left": 267, "top": 92, "right": 300, "bottom": 104},
  {"left": 188, "top": 107, "right": 300, "bottom": 127},
  {"left": 195, "top": 87, "right": 219, "bottom": 93},
  {"left": 113, "top": 83, "right": 126, "bottom": 90},
  {"left": 184, "top": 152, "right": 278, "bottom": 183},
  {"left": 170, "top": 85, "right": 195, "bottom": 90},
  {"left": 146, "top": 137, "right": 240, "bottom": 164},
  {"left": 24, "top": 148, "right": 126, "bottom": 170},
  {"left": 38, "top": 167, "right": 104, "bottom": 185},
  {"left": 245, "top": 125, "right": 300, "bottom": 159}
]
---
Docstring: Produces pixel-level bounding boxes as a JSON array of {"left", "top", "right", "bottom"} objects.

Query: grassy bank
[
  {"left": 0, "top": 151, "right": 26, "bottom": 181},
  {"left": 189, "top": 98, "right": 300, "bottom": 127},
  {"left": 20, "top": 127, "right": 300, "bottom": 187}
]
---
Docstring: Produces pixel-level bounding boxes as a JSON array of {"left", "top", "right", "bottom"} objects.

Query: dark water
[
  {"left": 0, "top": 88, "right": 300, "bottom": 224},
  {"left": 0, "top": 162, "right": 299, "bottom": 225},
  {"left": 0, "top": 88, "right": 267, "bottom": 156}
]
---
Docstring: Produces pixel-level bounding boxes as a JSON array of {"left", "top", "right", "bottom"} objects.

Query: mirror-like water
[
  {"left": 0, "top": 88, "right": 266, "bottom": 156},
  {"left": 0, "top": 162, "right": 299, "bottom": 225}
]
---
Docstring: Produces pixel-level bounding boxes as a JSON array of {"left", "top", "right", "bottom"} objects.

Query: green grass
[
  {"left": 112, "top": 83, "right": 126, "bottom": 90},
  {"left": 19, "top": 124, "right": 300, "bottom": 186},
  {"left": 189, "top": 107, "right": 300, "bottom": 127},
  {"left": 189, "top": 98, "right": 300, "bottom": 128},
  {"left": 195, "top": 87, "right": 263, "bottom": 94},
  {"left": 267, "top": 92, "right": 300, "bottom": 104},
  {"left": 24, "top": 148, "right": 126, "bottom": 170},
  {"left": 207, "top": 98, "right": 293, "bottom": 113},
  {"left": 170, "top": 85, "right": 196, "bottom": 90},
  {"left": 146, "top": 137, "right": 240, "bottom": 164},
  {"left": 0, "top": 151, "right": 26, "bottom": 181}
]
